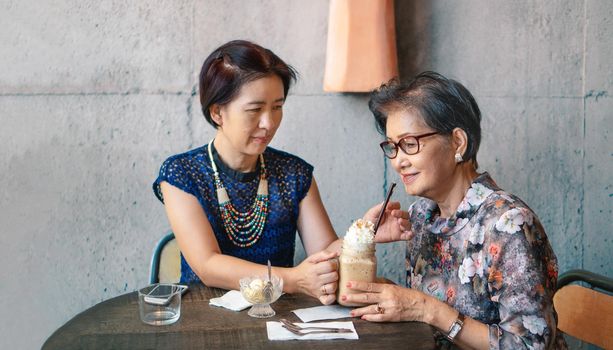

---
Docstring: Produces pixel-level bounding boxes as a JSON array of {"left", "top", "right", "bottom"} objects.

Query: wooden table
[{"left": 44, "top": 284, "right": 437, "bottom": 349}]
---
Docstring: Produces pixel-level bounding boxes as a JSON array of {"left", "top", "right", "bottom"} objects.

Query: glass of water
[{"left": 138, "top": 284, "right": 187, "bottom": 326}]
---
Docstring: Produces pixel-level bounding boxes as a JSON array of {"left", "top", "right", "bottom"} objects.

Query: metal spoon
[
  {"left": 263, "top": 259, "right": 273, "bottom": 301},
  {"left": 279, "top": 318, "right": 352, "bottom": 332},
  {"left": 282, "top": 325, "right": 353, "bottom": 336}
]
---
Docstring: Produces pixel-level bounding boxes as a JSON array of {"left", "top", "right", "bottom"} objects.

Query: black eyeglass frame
[{"left": 379, "top": 132, "right": 440, "bottom": 159}]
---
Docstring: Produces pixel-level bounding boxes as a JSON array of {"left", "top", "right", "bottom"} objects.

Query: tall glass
[{"left": 337, "top": 242, "right": 377, "bottom": 306}]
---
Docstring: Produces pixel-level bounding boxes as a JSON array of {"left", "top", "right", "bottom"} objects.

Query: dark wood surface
[{"left": 43, "top": 284, "right": 437, "bottom": 349}]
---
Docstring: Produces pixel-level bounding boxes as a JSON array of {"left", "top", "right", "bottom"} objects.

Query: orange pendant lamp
[{"left": 323, "top": 0, "right": 399, "bottom": 92}]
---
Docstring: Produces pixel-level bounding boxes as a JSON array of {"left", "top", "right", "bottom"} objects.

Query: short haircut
[
  {"left": 369, "top": 71, "right": 482, "bottom": 166},
  {"left": 199, "top": 40, "right": 297, "bottom": 128}
]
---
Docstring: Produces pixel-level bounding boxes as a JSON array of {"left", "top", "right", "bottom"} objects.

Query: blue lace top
[{"left": 153, "top": 144, "right": 313, "bottom": 284}]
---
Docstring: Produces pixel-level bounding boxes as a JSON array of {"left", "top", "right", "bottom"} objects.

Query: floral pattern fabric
[{"left": 406, "top": 173, "right": 567, "bottom": 349}]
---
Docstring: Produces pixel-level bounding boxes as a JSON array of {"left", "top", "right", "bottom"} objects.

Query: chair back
[
  {"left": 149, "top": 232, "right": 181, "bottom": 284},
  {"left": 554, "top": 269, "right": 613, "bottom": 349}
]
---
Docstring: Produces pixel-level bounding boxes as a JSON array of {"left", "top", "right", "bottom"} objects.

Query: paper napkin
[
  {"left": 292, "top": 305, "right": 353, "bottom": 322},
  {"left": 209, "top": 290, "right": 252, "bottom": 311}
]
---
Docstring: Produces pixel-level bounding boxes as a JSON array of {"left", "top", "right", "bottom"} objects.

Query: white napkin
[
  {"left": 209, "top": 290, "right": 252, "bottom": 311},
  {"left": 267, "top": 321, "right": 358, "bottom": 341},
  {"left": 292, "top": 305, "right": 353, "bottom": 322}
]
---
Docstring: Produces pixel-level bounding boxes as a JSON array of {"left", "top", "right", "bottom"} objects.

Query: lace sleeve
[{"left": 152, "top": 156, "right": 198, "bottom": 203}]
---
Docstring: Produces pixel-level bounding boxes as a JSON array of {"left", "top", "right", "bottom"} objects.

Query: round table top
[{"left": 43, "top": 284, "right": 437, "bottom": 349}]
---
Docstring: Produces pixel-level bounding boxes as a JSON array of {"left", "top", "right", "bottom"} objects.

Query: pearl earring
[{"left": 455, "top": 153, "right": 463, "bottom": 163}]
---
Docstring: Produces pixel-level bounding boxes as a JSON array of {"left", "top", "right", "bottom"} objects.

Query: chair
[
  {"left": 553, "top": 269, "right": 613, "bottom": 349},
  {"left": 149, "top": 232, "right": 181, "bottom": 284}
]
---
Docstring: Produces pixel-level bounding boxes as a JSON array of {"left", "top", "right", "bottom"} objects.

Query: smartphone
[{"left": 143, "top": 284, "right": 188, "bottom": 305}]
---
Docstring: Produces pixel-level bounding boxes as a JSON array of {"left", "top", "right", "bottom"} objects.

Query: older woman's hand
[
  {"left": 293, "top": 250, "right": 339, "bottom": 305},
  {"left": 341, "top": 281, "right": 430, "bottom": 322},
  {"left": 363, "top": 201, "right": 413, "bottom": 243}
]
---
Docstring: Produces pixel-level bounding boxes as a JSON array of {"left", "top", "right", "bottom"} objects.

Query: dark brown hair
[
  {"left": 369, "top": 71, "right": 482, "bottom": 167},
  {"left": 199, "top": 40, "right": 297, "bottom": 128}
]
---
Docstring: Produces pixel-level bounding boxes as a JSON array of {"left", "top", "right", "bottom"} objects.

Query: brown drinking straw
[{"left": 373, "top": 182, "right": 396, "bottom": 235}]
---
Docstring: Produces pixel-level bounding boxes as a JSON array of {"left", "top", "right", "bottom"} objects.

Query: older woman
[
  {"left": 343, "top": 72, "right": 567, "bottom": 349},
  {"left": 153, "top": 40, "right": 341, "bottom": 304}
]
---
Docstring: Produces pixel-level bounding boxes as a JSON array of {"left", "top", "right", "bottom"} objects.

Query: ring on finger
[
  {"left": 321, "top": 284, "right": 327, "bottom": 295},
  {"left": 375, "top": 304, "right": 385, "bottom": 314}
]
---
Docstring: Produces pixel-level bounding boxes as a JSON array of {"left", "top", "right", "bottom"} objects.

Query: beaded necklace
[{"left": 207, "top": 139, "right": 269, "bottom": 247}]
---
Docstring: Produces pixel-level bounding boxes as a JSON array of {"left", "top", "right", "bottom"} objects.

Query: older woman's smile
[{"left": 401, "top": 173, "right": 419, "bottom": 185}]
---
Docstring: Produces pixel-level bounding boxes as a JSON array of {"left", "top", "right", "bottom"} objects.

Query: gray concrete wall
[{"left": 1, "top": 1, "right": 611, "bottom": 349}]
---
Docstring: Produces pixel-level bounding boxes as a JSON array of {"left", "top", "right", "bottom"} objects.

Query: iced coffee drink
[{"left": 337, "top": 219, "right": 377, "bottom": 306}]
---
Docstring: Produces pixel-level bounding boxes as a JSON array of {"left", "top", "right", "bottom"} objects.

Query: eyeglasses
[{"left": 379, "top": 132, "right": 439, "bottom": 159}]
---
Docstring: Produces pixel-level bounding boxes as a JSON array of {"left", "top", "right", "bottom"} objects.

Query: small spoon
[{"left": 263, "top": 259, "right": 273, "bottom": 301}]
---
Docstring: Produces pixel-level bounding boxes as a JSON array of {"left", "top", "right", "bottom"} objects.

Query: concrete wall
[{"left": 1, "top": 1, "right": 611, "bottom": 349}]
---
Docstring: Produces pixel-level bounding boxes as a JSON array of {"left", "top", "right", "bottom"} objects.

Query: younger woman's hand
[
  {"left": 293, "top": 250, "right": 339, "bottom": 305},
  {"left": 363, "top": 201, "right": 413, "bottom": 243}
]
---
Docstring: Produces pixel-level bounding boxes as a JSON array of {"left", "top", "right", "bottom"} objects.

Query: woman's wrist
[
  {"left": 421, "top": 294, "right": 458, "bottom": 332},
  {"left": 276, "top": 266, "right": 298, "bottom": 294}
]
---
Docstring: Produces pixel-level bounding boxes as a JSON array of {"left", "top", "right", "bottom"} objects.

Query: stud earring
[{"left": 455, "top": 153, "right": 463, "bottom": 163}]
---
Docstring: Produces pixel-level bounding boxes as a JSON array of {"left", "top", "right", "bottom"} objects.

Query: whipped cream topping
[{"left": 344, "top": 219, "right": 375, "bottom": 248}]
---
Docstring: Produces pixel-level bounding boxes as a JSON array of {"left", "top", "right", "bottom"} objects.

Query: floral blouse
[{"left": 406, "top": 173, "right": 567, "bottom": 349}]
